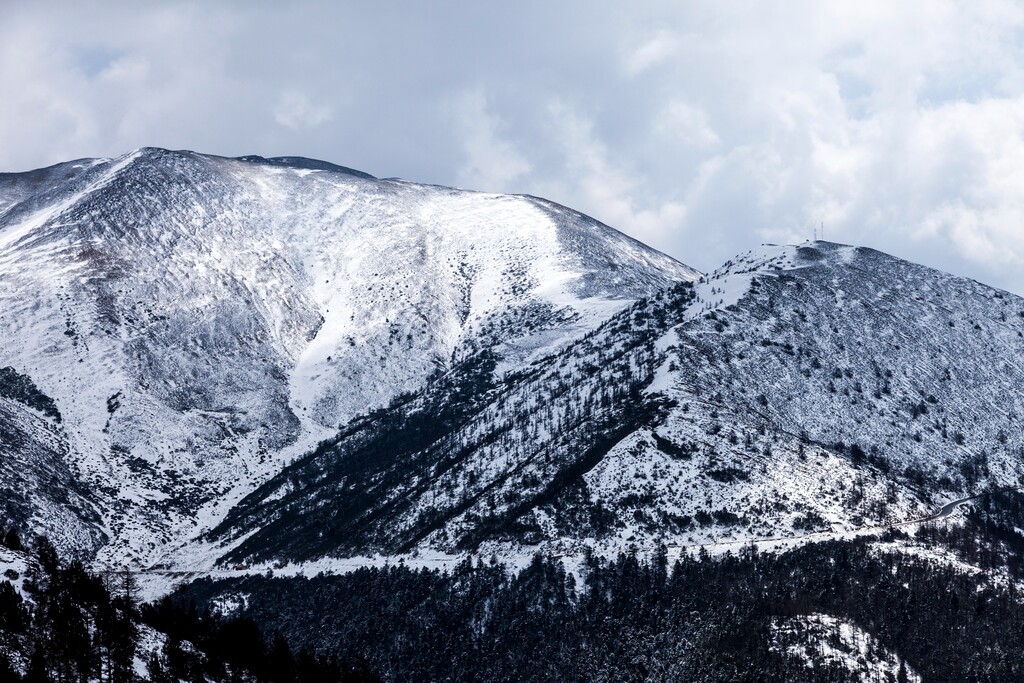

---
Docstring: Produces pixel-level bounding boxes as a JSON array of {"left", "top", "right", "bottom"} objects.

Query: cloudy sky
[{"left": 4, "top": 1, "right": 1024, "bottom": 292}]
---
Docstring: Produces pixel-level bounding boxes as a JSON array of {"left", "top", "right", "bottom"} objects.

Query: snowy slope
[
  {"left": 0, "top": 148, "right": 697, "bottom": 566},
  {"left": 7, "top": 147, "right": 1023, "bottom": 580},
  {"left": 207, "top": 241, "right": 1024, "bottom": 568},
  {"left": 0, "top": 392, "right": 101, "bottom": 558},
  {"left": 0, "top": 158, "right": 106, "bottom": 216},
  {"left": 771, "top": 613, "right": 921, "bottom": 682},
  {"left": 572, "top": 240, "right": 1024, "bottom": 550}
]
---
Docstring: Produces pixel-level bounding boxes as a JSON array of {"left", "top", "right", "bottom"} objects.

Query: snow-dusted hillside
[
  {"left": 5, "top": 147, "right": 1024, "bottom": 581},
  {"left": 770, "top": 613, "right": 921, "bottom": 682},
  {"left": 0, "top": 148, "right": 697, "bottom": 566},
  {"left": 208, "top": 241, "right": 1024, "bottom": 568},
  {"left": 573, "top": 241, "right": 1024, "bottom": 550}
]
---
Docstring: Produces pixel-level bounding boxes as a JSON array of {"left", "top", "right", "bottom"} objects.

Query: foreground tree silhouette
[{"left": 2, "top": 535, "right": 379, "bottom": 682}]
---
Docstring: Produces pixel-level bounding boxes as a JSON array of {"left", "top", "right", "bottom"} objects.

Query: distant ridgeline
[{"left": 0, "top": 367, "right": 60, "bottom": 422}]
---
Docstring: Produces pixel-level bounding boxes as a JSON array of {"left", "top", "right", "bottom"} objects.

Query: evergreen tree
[{"left": 3, "top": 528, "right": 23, "bottom": 552}]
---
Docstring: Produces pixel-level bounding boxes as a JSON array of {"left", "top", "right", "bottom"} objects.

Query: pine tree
[
  {"left": 23, "top": 648, "right": 48, "bottom": 683},
  {"left": 3, "top": 528, "right": 23, "bottom": 552}
]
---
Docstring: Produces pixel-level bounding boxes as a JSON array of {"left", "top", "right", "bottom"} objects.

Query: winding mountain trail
[
  {"left": 670, "top": 486, "right": 1019, "bottom": 556},
  {"left": 94, "top": 486, "right": 1017, "bottom": 604}
]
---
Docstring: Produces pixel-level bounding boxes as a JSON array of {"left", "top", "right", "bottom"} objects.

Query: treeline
[
  {"left": 0, "top": 524, "right": 23, "bottom": 552},
  {"left": 0, "top": 537, "right": 380, "bottom": 682},
  {"left": 213, "top": 283, "right": 699, "bottom": 565},
  {"left": 141, "top": 597, "right": 378, "bottom": 683},
  {"left": 8, "top": 494, "right": 1024, "bottom": 681},
  {"left": 0, "top": 537, "right": 139, "bottom": 682},
  {"left": 184, "top": 501, "right": 1024, "bottom": 682}
]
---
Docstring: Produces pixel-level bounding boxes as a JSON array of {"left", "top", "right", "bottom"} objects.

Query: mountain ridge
[
  {"left": 0, "top": 147, "right": 698, "bottom": 568},
  {"left": 3, "top": 148, "right": 1024, "bottom": 590},
  {"left": 198, "top": 239, "right": 1024, "bottom": 571}
]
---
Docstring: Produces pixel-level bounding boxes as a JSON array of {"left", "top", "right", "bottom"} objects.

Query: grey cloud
[{"left": 4, "top": 1, "right": 1024, "bottom": 293}]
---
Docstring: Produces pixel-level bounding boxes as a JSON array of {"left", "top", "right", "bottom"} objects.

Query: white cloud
[
  {"left": 905, "top": 98, "right": 1024, "bottom": 272},
  {"left": 657, "top": 101, "right": 719, "bottom": 147},
  {"left": 624, "top": 29, "right": 679, "bottom": 76},
  {"left": 273, "top": 91, "right": 332, "bottom": 130},
  {"left": 5, "top": 1, "right": 1024, "bottom": 291},
  {"left": 98, "top": 56, "right": 150, "bottom": 84},
  {"left": 544, "top": 101, "right": 687, "bottom": 250},
  {"left": 450, "top": 88, "right": 531, "bottom": 192}
]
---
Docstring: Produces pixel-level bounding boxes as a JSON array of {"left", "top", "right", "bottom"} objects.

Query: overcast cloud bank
[{"left": 3, "top": 1, "right": 1024, "bottom": 292}]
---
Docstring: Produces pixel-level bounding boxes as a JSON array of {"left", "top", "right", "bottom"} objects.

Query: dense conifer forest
[
  {"left": 0, "top": 530, "right": 379, "bottom": 682},
  {"left": 183, "top": 492, "right": 1024, "bottom": 682},
  {"left": 2, "top": 492, "right": 1024, "bottom": 681}
]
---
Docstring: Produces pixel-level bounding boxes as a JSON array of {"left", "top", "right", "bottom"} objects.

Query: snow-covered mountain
[
  {"left": 0, "top": 148, "right": 698, "bottom": 566},
  {"left": 208, "top": 241, "right": 1024, "bottom": 568},
  {"left": 5, "top": 148, "right": 1024, "bottom": 579}
]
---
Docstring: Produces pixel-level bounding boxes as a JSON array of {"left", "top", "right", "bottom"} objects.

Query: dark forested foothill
[
  {"left": 0, "top": 537, "right": 379, "bottom": 682},
  {"left": 182, "top": 495, "right": 1024, "bottom": 683},
  {"left": 6, "top": 498, "right": 1024, "bottom": 682}
]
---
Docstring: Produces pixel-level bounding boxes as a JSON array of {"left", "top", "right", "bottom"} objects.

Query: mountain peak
[
  {"left": 0, "top": 149, "right": 697, "bottom": 565},
  {"left": 234, "top": 154, "right": 377, "bottom": 179}
]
